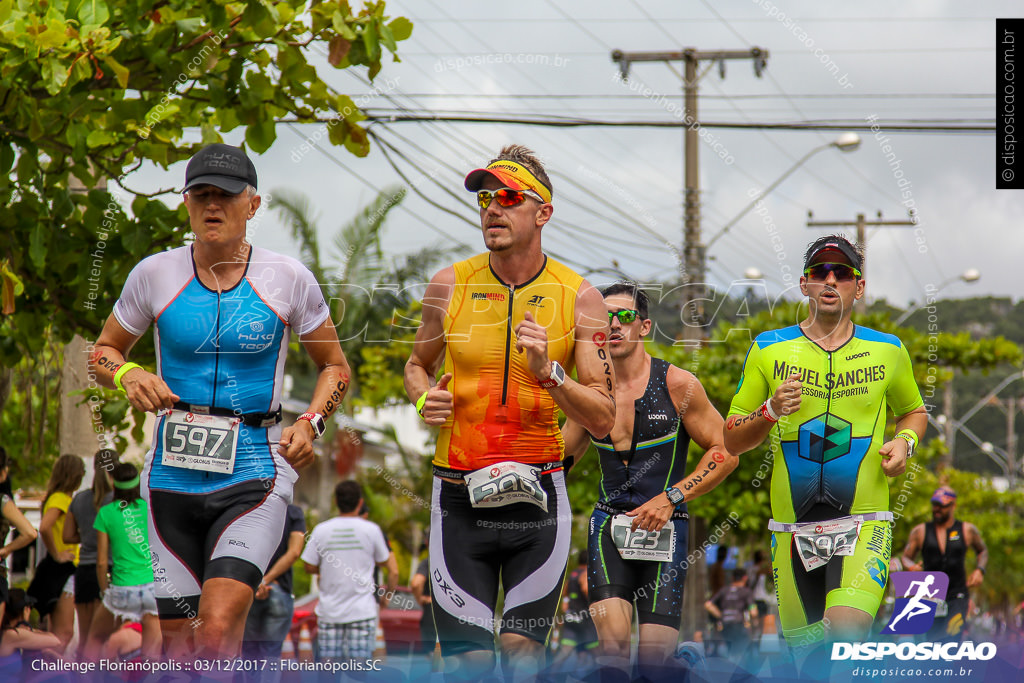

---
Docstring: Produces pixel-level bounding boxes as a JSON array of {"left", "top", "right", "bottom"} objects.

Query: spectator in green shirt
[{"left": 84, "top": 463, "right": 161, "bottom": 662}]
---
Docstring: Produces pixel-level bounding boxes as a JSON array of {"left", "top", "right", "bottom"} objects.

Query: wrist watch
[
  {"left": 665, "top": 486, "right": 685, "bottom": 507},
  {"left": 895, "top": 430, "right": 916, "bottom": 458},
  {"left": 538, "top": 361, "right": 567, "bottom": 389},
  {"left": 298, "top": 412, "right": 326, "bottom": 439}
]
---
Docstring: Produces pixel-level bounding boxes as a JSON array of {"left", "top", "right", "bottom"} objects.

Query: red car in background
[{"left": 290, "top": 587, "right": 423, "bottom": 655}]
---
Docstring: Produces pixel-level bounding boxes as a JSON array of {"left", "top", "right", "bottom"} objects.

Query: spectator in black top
[{"left": 900, "top": 486, "right": 988, "bottom": 641}]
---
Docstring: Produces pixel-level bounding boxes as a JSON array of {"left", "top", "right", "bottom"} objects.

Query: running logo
[{"left": 884, "top": 571, "right": 949, "bottom": 635}]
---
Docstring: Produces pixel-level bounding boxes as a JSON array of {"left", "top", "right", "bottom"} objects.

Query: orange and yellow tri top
[{"left": 436, "top": 253, "right": 584, "bottom": 471}]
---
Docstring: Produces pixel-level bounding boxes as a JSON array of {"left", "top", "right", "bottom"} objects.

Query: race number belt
[
  {"left": 161, "top": 410, "right": 240, "bottom": 474},
  {"left": 610, "top": 514, "right": 675, "bottom": 562},
  {"left": 171, "top": 402, "right": 281, "bottom": 428},
  {"left": 769, "top": 512, "right": 893, "bottom": 573},
  {"left": 594, "top": 499, "right": 689, "bottom": 521},
  {"left": 463, "top": 461, "right": 548, "bottom": 511}
]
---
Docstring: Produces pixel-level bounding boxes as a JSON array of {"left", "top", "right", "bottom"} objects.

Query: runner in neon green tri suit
[{"left": 724, "top": 235, "right": 927, "bottom": 649}]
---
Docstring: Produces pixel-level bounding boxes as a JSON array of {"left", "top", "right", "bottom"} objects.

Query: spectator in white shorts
[{"left": 85, "top": 463, "right": 161, "bottom": 662}]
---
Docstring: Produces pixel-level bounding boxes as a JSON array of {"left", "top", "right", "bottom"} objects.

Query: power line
[
  {"left": 353, "top": 92, "right": 994, "bottom": 101},
  {"left": 339, "top": 114, "right": 995, "bottom": 133}
]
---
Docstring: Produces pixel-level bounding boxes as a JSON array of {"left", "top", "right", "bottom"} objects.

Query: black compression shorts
[{"left": 428, "top": 471, "right": 572, "bottom": 655}]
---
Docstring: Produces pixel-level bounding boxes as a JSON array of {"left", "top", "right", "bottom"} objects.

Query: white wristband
[{"left": 762, "top": 398, "right": 780, "bottom": 421}]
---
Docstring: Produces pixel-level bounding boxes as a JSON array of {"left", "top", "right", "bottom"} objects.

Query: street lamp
[
  {"left": 704, "top": 133, "right": 861, "bottom": 251},
  {"left": 894, "top": 269, "right": 982, "bottom": 326},
  {"left": 931, "top": 368, "right": 1024, "bottom": 473}
]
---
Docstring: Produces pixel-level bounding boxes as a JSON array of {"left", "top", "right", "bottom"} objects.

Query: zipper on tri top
[
  {"left": 500, "top": 284, "right": 514, "bottom": 405},
  {"left": 211, "top": 291, "right": 221, "bottom": 408},
  {"left": 819, "top": 350, "right": 834, "bottom": 501}
]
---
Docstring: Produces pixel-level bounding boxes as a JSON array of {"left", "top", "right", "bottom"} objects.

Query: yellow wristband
[
  {"left": 113, "top": 362, "right": 143, "bottom": 392},
  {"left": 415, "top": 391, "right": 428, "bottom": 418},
  {"left": 896, "top": 428, "right": 918, "bottom": 449}
]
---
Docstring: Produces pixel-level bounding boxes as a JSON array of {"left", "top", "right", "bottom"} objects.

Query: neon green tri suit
[{"left": 728, "top": 324, "right": 923, "bottom": 646}]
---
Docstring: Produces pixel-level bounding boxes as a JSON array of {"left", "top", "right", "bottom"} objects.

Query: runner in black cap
[
  {"left": 90, "top": 144, "right": 350, "bottom": 661},
  {"left": 724, "top": 233, "right": 926, "bottom": 654}
]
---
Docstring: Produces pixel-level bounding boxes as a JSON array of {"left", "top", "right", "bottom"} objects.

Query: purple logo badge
[{"left": 883, "top": 571, "right": 949, "bottom": 635}]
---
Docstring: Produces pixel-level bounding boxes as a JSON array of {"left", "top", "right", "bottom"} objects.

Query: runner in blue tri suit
[
  {"left": 562, "top": 282, "right": 736, "bottom": 678},
  {"left": 90, "top": 144, "right": 350, "bottom": 660}
]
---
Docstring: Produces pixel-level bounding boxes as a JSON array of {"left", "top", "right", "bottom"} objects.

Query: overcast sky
[{"left": 135, "top": 0, "right": 1014, "bottom": 311}]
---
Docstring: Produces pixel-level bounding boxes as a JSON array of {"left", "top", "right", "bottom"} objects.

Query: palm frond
[{"left": 271, "top": 189, "right": 324, "bottom": 283}]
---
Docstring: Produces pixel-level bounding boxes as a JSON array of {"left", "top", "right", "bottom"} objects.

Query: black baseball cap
[
  {"left": 183, "top": 143, "right": 258, "bottom": 194},
  {"left": 803, "top": 235, "right": 862, "bottom": 271}
]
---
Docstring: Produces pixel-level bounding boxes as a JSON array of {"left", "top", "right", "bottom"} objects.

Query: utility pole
[
  {"left": 806, "top": 211, "right": 917, "bottom": 313},
  {"left": 612, "top": 48, "right": 768, "bottom": 344},
  {"left": 943, "top": 377, "right": 956, "bottom": 469},
  {"left": 989, "top": 395, "right": 1021, "bottom": 488}
]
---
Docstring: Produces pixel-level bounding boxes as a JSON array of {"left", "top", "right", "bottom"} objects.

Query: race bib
[
  {"left": 934, "top": 599, "right": 948, "bottom": 617},
  {"left": 610, "top": 514, "right": 675, "bottom": 562},
  {"left": 160, "top": 410, "right": 240, "bottom": 474},
  {"left": 464, "top": 461, "right": 548, "bottom": 511},
  {"left": 793, "top": 519, "right": 860, "bottom": 572}
]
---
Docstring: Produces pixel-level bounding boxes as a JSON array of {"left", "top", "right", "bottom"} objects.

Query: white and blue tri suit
[{"left": 113, "top": 245, "right": 328, "bottom": 617}]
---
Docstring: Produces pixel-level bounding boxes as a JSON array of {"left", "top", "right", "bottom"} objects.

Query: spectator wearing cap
[
  {"left": 901, "top": 485, "right": 988, "bottom": 641},
  {"left": 88, "top": 143, "right": 350, "bottom": 660}
]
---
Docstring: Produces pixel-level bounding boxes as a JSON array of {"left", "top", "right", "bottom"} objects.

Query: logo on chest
[{"left": 471, "top": 292, "right": 506, "bottom": 302}]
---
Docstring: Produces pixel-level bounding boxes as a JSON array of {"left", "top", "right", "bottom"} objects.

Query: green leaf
[
  {"left": 121, "top": 224, "right": 150, "bottom": 257},
  {"left": 86, "top": 129, "right": 117, "bottom": 148},
  {"left": 102, "top": 55, "right": 129, "bottom": 88},
  {"left": 362, "top": 20, "right": 380, "bottom": 62},
  {"left": 32, "top": 19, "right": 71, "bottom": 50},
  {"left": 29, "top": 222, "right": 46, "bottom": 270},
  {"left": 200, "top": 122, "right": 221, "bottom": 144},
  {"left": 244, "top": 118, "right": 276, "bottom": 153},
  {"left": 344, "top": 122, "right": 370, "bottom": 157},
  {"left": 388, "top": 17, "right": 413, "bottom": 41},
  {"left": 379, "top": 24, "right": 396, "bottom": 53},
  {"left": 174, "top": 17, "right": 204, "bottom": 35},
  {"left": 76, "top": 0, "right": 110, "bottom": 26},
  {"left": 40, "top": 56, "right": 68, "bottom": 95},
  {"left": 0, "top": 143, "right": 14, "bottom": 174},
  {"left": 68, "top": 53, "right": 94, "bottom": 87},
  {"left": 333, "top": 11, "right": 357, "bottom": 40}
]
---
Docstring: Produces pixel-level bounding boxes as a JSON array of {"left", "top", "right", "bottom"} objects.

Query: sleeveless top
[
  {"left": 923, "top": 520, "right": 968, "bottom": 597},
  {"left": 436, "top": 253, "right": 583, "bottom": 470},
  {"left": 592, "top": 358, "right": 692, "bottom": 518}
]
